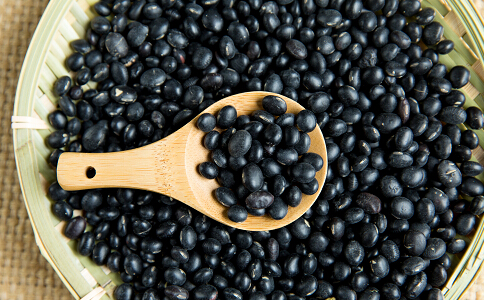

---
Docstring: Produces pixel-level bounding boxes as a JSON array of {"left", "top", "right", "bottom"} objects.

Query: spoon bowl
[{"left": 57, "top": 91, "right": 327, "bottom": 231}]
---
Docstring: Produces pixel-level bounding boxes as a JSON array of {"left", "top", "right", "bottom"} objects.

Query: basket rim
[
  {"left": 11, "top": 0, "right": 484, "bottom": 299},
  {"left": 13, "top": 0, "right": 93, "bottom": 299}
]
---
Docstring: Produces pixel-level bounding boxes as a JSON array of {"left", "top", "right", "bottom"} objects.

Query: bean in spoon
[{"left": 57, "top": 92, "right": 328, "bottom": 231}]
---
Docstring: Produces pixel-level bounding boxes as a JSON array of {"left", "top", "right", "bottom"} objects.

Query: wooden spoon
[{"left": 57, "top": 91, "right": 327, "bottom": 231}]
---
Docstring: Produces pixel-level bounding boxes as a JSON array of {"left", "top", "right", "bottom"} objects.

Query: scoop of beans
[
  {"left": 197, "top": 96, "right": 322, "bottom": 222},
  {"left": 46, "top": 0, "right": 484, "bottom": 299}
]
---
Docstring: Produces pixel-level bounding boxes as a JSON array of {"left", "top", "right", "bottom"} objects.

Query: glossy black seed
[
  {"left": 105, "top": 33, "right": 129, "bottom": 59},
  {"left": 140, "top": 68, "right": 167, "bottom": 87},
  {"left": 403, "top": 230, "right": 427, "bottom": 256},
  {"left": 427, "top": 264, "right": 447, "bottom": 287},
  {"left": 110, "top": 85, "right": 137, "bottom": 104},
  {"left": 360, "top": 223, "right": 379, "bottom": 248},
  {"left": 402, "top": 256, "right": 427, "bottom": 277},
  {"left": 374, "top": 113, "right": 401, "bottom": 134},
  {"left": 369, "top": 255, "right": 390, "bottom": 278},
  {"left": 291, "top": 163, "right": 316, "bottom": 184},
  {"left": 71, "top": 39, "right": 91, "bottom": 54},
  {"left": 448, "top": 65, "right": 471, "bottom": 88},
  {"left": 358, "top": 11, "right": 377, "bottom": 32},
  {"left": 325, "top": 119, "right": 348, "bottom": 137},
  {"left": 435, "top": 38, "right": 454, "bottom": 55},
  {"left": 455, "top": 213, "right": 476, "bottom": 235},
  {"left": 227, "top": 130, "right": 251, "bottom": 158},
  {"left": 460, "top": 177, "right": 484, "bottom": 196},
  {"left": 422, "top": 22, "right": 444, "bottom": 46},
  {"left": 90, "top": 241, "right": 109, "bottom": 266},
  {"left": 344, "top": 240, "right": 365, "bottom": 266},
  {"left": 391, "top": 197, "right": 414, "bottom": 220},
  {"left": 246, "top": 191, "right": 275, "bottom": 209},
  {"left": 54, "top": 76, "right": 72, "bottom": 97},
  {"left": 460, "top": 161, "right": 484, "bottom": 176},
  {"left": 461, "top": 130, "right": 479, "bottom": 149},
  {"left": 227, "top": 205, "right": 248, "bottom": 223},
  {"left": 471, "top": 195, "right": 484, "bottom": 215},
  {"left": 114, "top": 283, "right": 134, "bottom": 300},
  {"left": 195, "top": 113, "right": 216, "bottom": 133},
  {"left": 466, "top": 106, "right": 484, "bottom": 130},
  {"left": 274, "top": 148, "right": 298, "bottom": 166},
  {"left": 204, "top": 131, "right": 220, "bottom": 151},
  {"left": 286, "top": 39, "right": 308, "bottom": 59},
  {"left": 198, "top": 162, "right": 218, "bottom": 180},
  {"left": 242, "top": 163, "right": 264, "bottom": 192},
  {"left": 356, "top": 193, "right": 381, "bottom": 214},
  {"left": 164, "top": 267, "right": 187, "bottom": 286},
  {"left": 77, "top": 231, "right": 95, "bottom": 257},
  {"left": 215, "top": 187, "right": 237, "bottom": 207},
  {"left": 316, "top": 9, "right": 342, "bottom": 27}
]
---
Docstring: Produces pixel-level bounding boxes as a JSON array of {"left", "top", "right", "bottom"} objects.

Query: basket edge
[{"left": 12, "top": 0, "right": 93, "bottom": 299}]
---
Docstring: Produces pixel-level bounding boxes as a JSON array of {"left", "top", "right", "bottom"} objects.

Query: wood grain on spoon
[{"left": 57, "top": 91, "right": 327, "bottom": 231}]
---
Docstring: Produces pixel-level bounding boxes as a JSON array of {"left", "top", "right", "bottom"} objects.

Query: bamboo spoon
[{"left": 57, "top": 92, "right": 327, "bottom": 231}]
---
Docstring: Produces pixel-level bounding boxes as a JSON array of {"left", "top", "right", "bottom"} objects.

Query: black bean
[
  {"left": 461, "top": 130, "right": 479, "bottom": 150},
  {"left": 427, "top": 264, "right": 447, "bottom": 287},
  {"left": 360, "top": 223, "right": 379, "bottom": 248},
  {"left": 357, "top": 11, "right": 377, "bottom": 32},
  {"left": 465, "top": 107, "right": 484, "bottom": 131},
  {"left": 106, "top": 251, "right": 122, "bottom": 273},
  {"left": 344, "top": 240, "right": 364, "bottom": 266},
  {"left": 164, "top": 267, "right": 187, "bottom": 286},
  {"left": 246, "top": 191, "right": 275, "bottom": 209},
  {"left": 470, "top": 195, "right": 484, "bottom": 216},
  {"left": 378, "top": 240, "right": 399, "bottom": 265},
  {"left": 422, "top": 22, "right": 444, "bottom": 45},
  {"left": 455, "top": 213, "right": 476, "bottom": 235},
  {"left": 104, "top": 32, "right": 129, "bottom": 60},
  {"left": 192, "top": 285, "right": 218, "bottom": 300},
  {"left": 263, "top": 123, "right": 283, "bottom": 146},
  {"left": 260, "top": 96, "right": 287, "bottom": 117},
  {"left": 114, "top": 284, "right": 134, "bottom": 300},
  {"left": 77, "top": 231, "right": 95, "bottom": 256},
  {"left": 285, "top": 39, "right": 308, "bottom": 59},
  {"left": 89, "top": 241, "right": 109, "bottom": 266},
  {"left": 204, "top": 131, "right": 220, "bottom": 151},
  {"left": 214, "top": 187, "right": 237, "bottom": 207},
  {"left": 228, "top": 205, "right": 248, "bottom": 223},
  {"left": 343, "top": 207, "right": 363, "bottom": 224},
  {"left": 140, "top": 68, "right": 166, "bottom": 88},
  {"left": 460, "top": 177, "right": 484, "bottom": 196},
  {"left": 369, "top": 255, "right": 390, "bottom": 278},
  {"left": 356, "top": 193, "right": 381, "bottom": 214},
  {"left": 199, "top": 162, "right": 218, "bottom": 180},
  {"left": 403, "top": 230, "right": 427, "bottom": 256},
  {"left": 447, "top": 238, "right": 466, "bottom": 254},
  {"left": 325, "top": 119, "right": 348, "bottom": 137},
  {"left": 373, "top": 113, "right": 401, "bottom": 134},
  {"left": 226, "top": 130, "right": 252, "bottom": 158},
  {"left": 223, "top": 288, "right": 243, "bottom": 300},
  {"left": 70, "top": 39, "right": 91, "bottom": 54},
  {"left": 391, "top": 196, "right": 414, "bottom": 220},
  {"left": 405, "top": 22, "right": 423, "bottom": 43}
]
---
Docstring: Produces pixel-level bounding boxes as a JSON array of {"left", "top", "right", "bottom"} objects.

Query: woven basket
[{"left": 11, "top": 0, "right": 484, "bottom": 299}]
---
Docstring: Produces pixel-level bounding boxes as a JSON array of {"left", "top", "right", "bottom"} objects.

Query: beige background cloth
[{"left": 0, "top": 0, "right": 483, "bottom": 299}]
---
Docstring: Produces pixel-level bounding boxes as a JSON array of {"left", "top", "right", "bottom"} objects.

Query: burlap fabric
[{"left": 1, "top": 0, "right": 484, "bottom": 299}]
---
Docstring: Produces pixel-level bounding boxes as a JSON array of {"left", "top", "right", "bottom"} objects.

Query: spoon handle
[{"left": 56, "top": 146, "right": 161, "bottom": 191}]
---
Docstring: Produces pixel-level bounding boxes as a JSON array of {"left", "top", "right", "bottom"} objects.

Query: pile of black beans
[
  {"left": 44, "top": 0, "right": 484, "bottom": 299},
  {"left": 197, "top": 96, "right": 323, "bottom": 222}
]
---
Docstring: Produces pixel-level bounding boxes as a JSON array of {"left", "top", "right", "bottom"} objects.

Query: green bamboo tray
[{"left": 11, "top": 0, "right": 484, "bottom": 299}]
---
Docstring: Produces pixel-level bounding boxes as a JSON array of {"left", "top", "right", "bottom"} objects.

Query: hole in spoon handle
[{"left": 86, "top": 167, "right": 96, "bottom": 179}]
